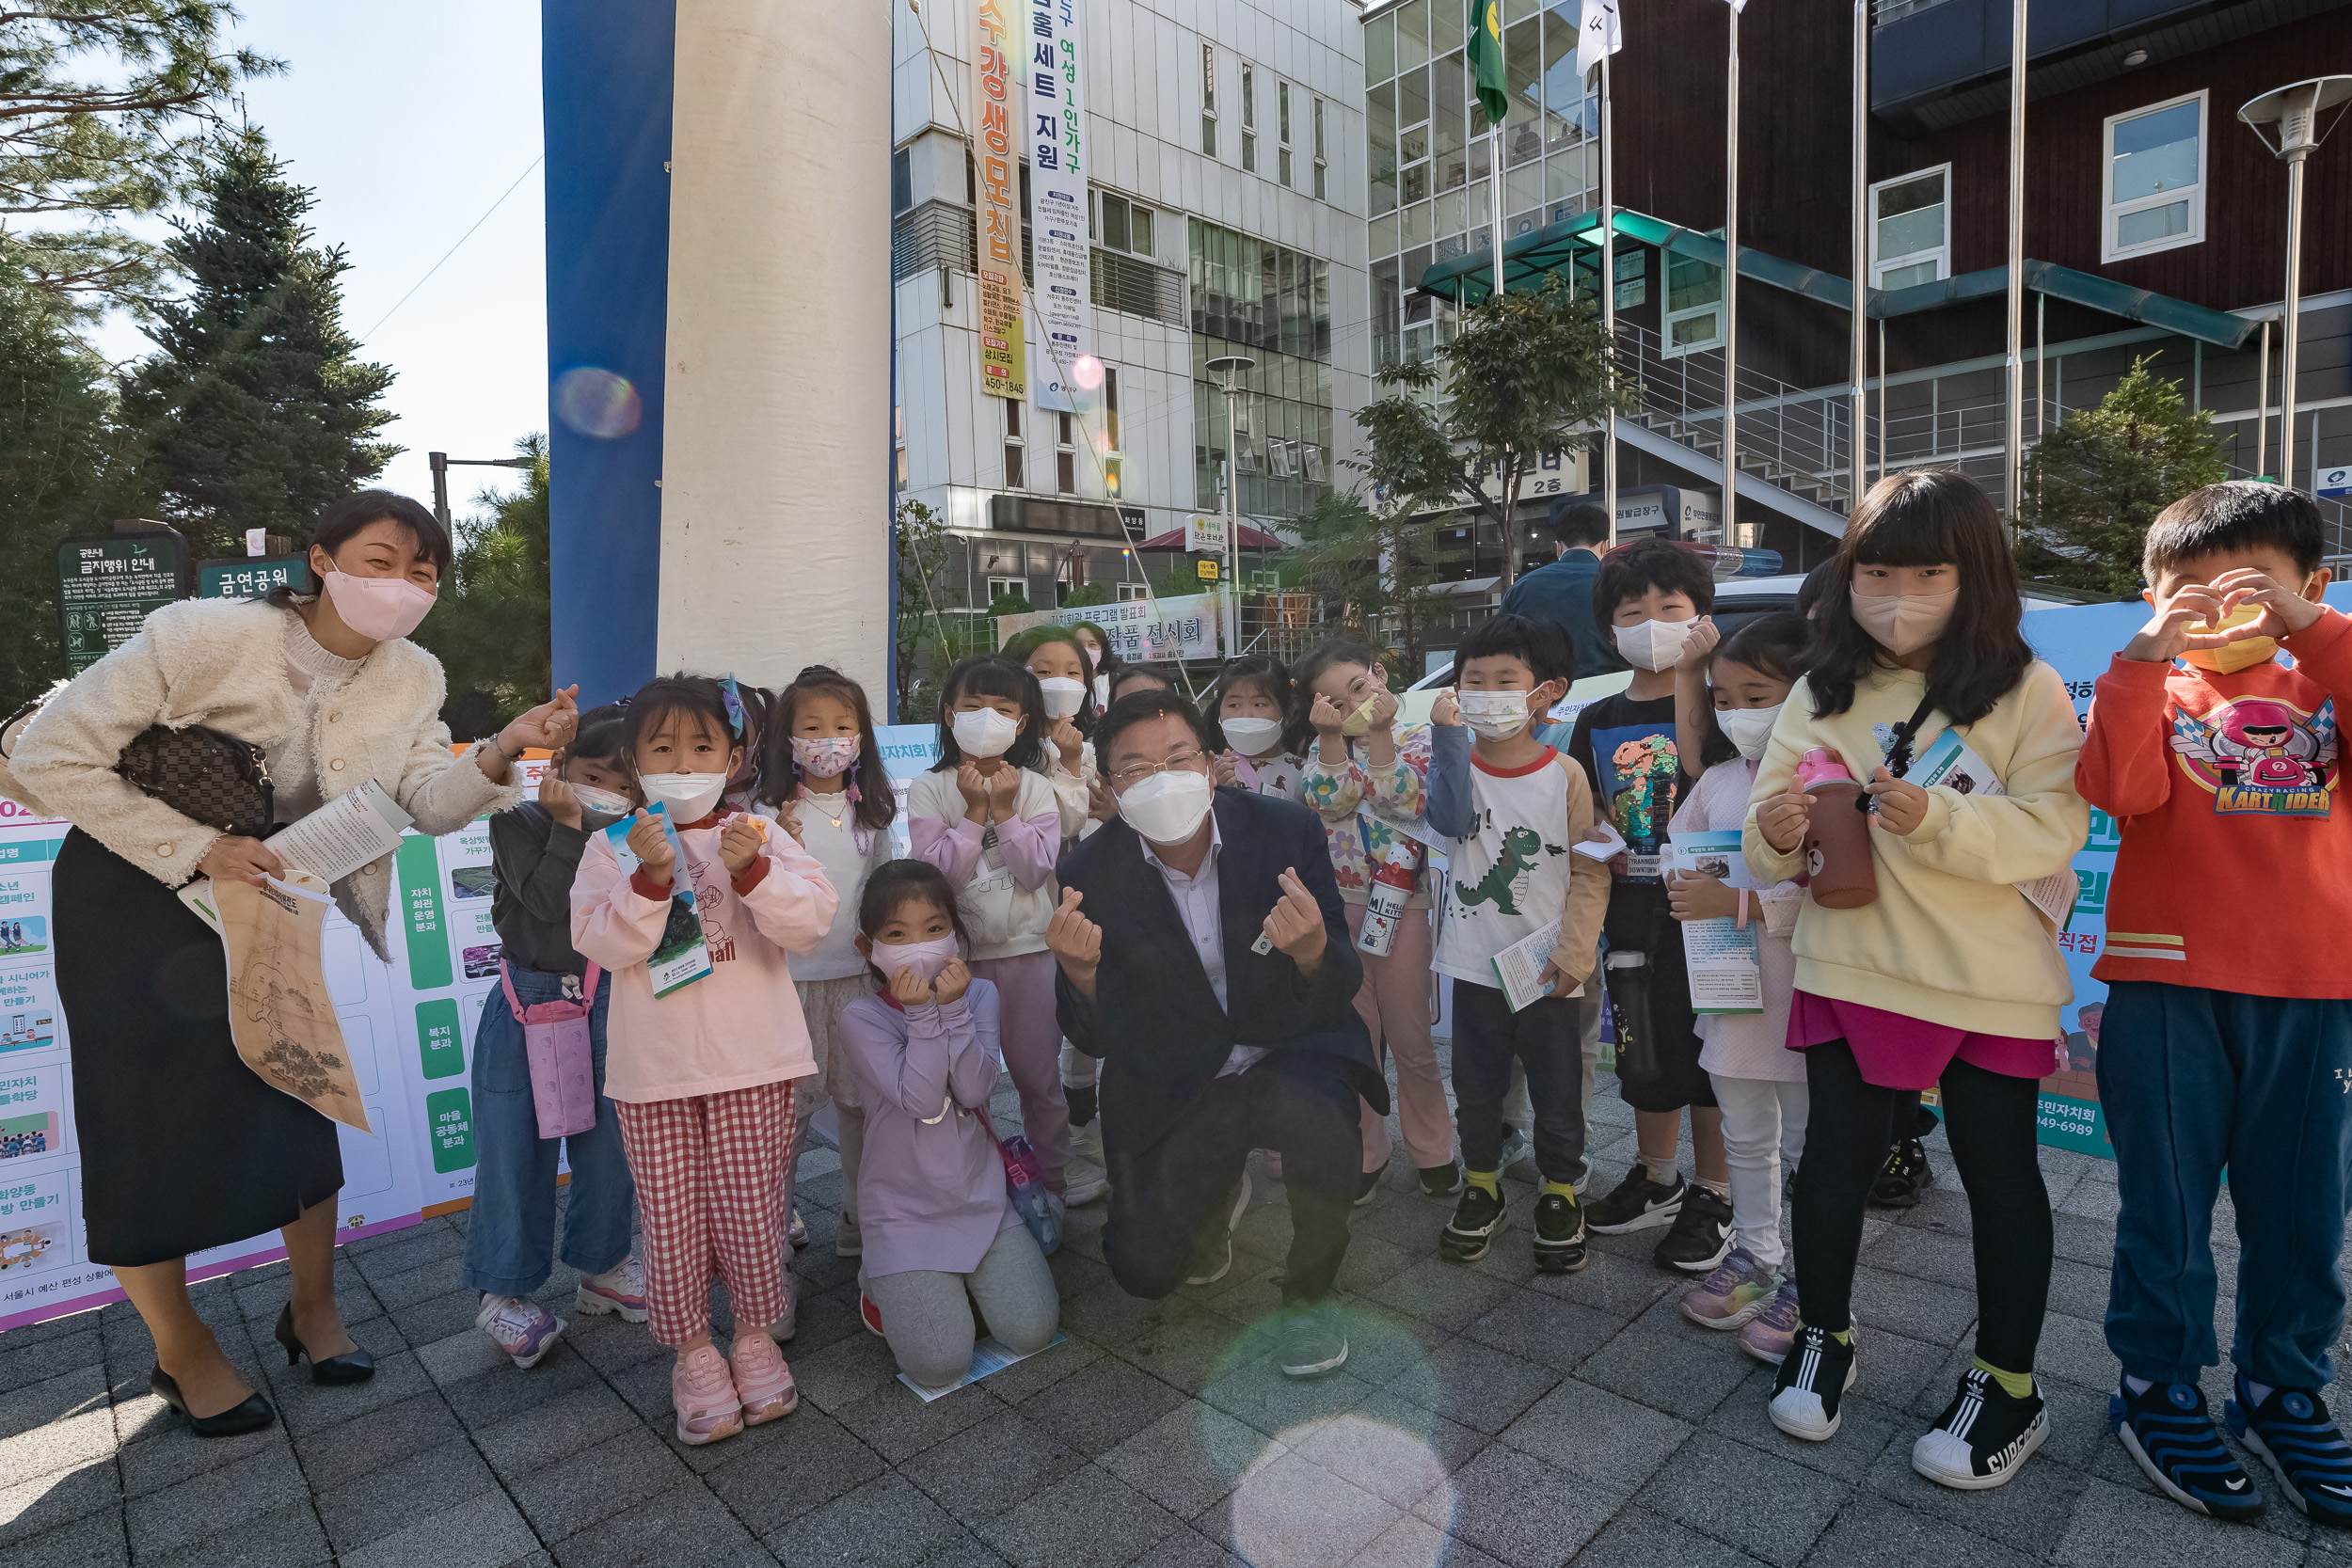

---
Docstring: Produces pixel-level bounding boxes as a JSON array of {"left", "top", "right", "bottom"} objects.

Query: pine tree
[
  {"left": 409, "top": 436, "right": 551, "bottom": 736},
  {"left": 120, "top": 129, "right": 397, "bottom": 559},
  {"left": 2015, "top": 357, "right": 2227, "bottom": 596}
]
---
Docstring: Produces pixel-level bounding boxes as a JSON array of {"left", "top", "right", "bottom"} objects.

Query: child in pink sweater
[{"left": 572, "top": 675, "right": 837, "bottom": 1447}]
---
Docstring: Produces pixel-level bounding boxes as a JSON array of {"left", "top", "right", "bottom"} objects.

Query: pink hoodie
[{"left": 570, "top": 811, "right": 839, "bottom": 1103}]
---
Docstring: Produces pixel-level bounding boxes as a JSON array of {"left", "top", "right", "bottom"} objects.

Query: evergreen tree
[
  {"left": 2015, "top": 357, "right": 2227, "bottom": 597},
  {"left": 409, "top": 436, "right": 550, "bottom": 737},
  {"left": 120, "top": 128, "right": 397, "bottom": 559},
  {"left": 0, "top": 275, "right": 151, "bottom": 712}
]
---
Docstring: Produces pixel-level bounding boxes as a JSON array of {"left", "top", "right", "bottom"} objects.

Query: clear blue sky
[{"left": 90, "top": 0, "right": 548, "bottom": 521}]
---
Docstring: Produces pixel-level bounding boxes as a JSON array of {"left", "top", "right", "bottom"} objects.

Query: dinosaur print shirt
[
  {"left": 1566, "top": 692, "right": 1697, "bottom": 950},
  {"left": 1433, "top": 747, "right": 1601, "bottom": 987}
]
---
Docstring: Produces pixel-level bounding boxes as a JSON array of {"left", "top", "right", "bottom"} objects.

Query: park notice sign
[{"left": 56, "top": 534, "right": 186, "bottom": 674}]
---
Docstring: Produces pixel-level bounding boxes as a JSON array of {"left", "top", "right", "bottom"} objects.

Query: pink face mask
[
  {"left": 322, "top": 566, "right": 437, "bottom": 641},
  {"left": 868, "top": 934, "right": 959, "bottom": 983},
  {"left": 792, "top": 736, "right": 860, "bottom": 778}
]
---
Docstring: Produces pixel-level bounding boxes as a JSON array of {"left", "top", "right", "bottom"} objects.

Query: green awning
[{"left": 1416, "top": 208, "right": 2255, "bottom": 349}]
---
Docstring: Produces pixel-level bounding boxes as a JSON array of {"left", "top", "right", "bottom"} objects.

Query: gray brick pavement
[{"left": 2, "top": 1066, "right": 2340, "bottom": 1567}]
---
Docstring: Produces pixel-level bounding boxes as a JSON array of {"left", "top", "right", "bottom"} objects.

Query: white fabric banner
[
  {"left": 1026, "top": 0, "right": 1091, "bottom": 413},
  {"left": 1575, "top": 0, "right": 1623, "bottom": 83}
]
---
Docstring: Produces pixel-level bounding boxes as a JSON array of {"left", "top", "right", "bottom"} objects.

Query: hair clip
[{"left": 721, "top": 674, "right": 747, "bottom": 738}]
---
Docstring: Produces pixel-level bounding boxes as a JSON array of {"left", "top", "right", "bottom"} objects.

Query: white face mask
[
  {"left": 1613, "top": 617, "right": 1697, "bottom": 673},
  {"left": 868, "top": 934, "right": 960, "bottom": 983},
  {"left": 567, "top": 782, "right": 637, "bottom": 828},
  {"left": 950, "top": 707, "right": 1020, "bottom": 758},
  {"left": 1219, "top": 716, "right": 1285, "bottom": 755},
  {"left": 1715, "top": 704, "right": 1784, "bottom": 762},
  {"left": 638, "top": 772, "right": 729, "bottom": 823},
  {"left": 1037, "top": 677, "right": 1089, "bottom": 719},
  {"left": 1849, "top": 586, "right": 1959, "bottom": 657},
  {"left": 1456, "top": 690, "right": 1532, "bottom": 741},
  {"left": 1118, "top": 768, "right": 1215, "bottom": 845}
]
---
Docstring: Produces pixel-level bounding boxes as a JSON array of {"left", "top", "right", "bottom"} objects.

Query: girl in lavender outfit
[{"left": 837, "top": 862, "right": 1059, "bottom": 1389}]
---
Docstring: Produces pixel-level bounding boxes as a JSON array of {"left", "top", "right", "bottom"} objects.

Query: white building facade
[{"left": 892, "top": 0, "right": 1371, "bottom": 615}]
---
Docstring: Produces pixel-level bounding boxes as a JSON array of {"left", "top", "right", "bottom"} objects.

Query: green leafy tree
[
  {"left": 120, "top": 128, "right": 397, "bottom": 560},
  {"left": 1286, "top": 456, "right": 1454, "bottom": 685},
  {"left": 0, "top": 275, "right": 151, "bottom": 711},
  {"left": 2, "top": 4, "right": 278, "bottom": 311},
  {"left": 409, "top": 436, "right": 549, "bottom": 737},
  {"left": 2015, "top": 357, "right": 2227, "bottom": 596},
  {"left": 893, "top": 498, "right": 955, "bottom": 722}
]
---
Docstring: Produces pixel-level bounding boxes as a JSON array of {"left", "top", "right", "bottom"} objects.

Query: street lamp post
[
  {"left": 2238, "top": 77, "right": 2352, "bottom": 489},
  {"left": 1205, "top": 355, "right": 1254, "bottom": 659},
  {"left": 428, "top": 451, "right": 537, "bottom": 532}
]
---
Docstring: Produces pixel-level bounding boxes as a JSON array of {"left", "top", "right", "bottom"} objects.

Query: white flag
[{"left": 1574, "top": 0, "right": 1623, "bottom": 83}]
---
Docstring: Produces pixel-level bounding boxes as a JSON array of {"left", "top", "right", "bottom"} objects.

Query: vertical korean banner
[
  {"left": 1026, "top": 0, "right": 1089, "bottom": 412},
  {"left": 974, "top": 0, "right": 1026, "bottom": 400}
]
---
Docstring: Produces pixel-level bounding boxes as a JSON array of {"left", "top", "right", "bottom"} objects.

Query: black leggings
[{"left": 1792, "top": 1040, "right": 2054, "bottom": 1372}]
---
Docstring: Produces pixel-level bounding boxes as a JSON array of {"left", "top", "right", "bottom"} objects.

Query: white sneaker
[
  {"left": 478, "top": 1293, "right": 565, "bottom": 1369},
  {"left": 1064, "top": 1155, "right": 1111, "bottom": 1207},
  {"left": 1070, "top": 1119, "right": 1105, "bottom": 1164},
  {"left": 576, "top": 1256, "right": 648, "bottom": 1322}
]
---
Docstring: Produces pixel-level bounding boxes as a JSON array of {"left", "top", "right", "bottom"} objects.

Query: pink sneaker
[
  {"left": 671, "top": 1345, "right": 744, "bottom": 1446},
  {"left": 728, "top": 1332, "right": 798, "bottom": 1425},
  {"left": 576, "top": 1257, "right": 648, "bottom": 1323},
  {"left": 1740, "top": 1278, "right": 1803, "bottom": 1366}
]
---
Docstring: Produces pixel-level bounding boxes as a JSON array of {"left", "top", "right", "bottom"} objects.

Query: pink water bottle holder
[{"left": 500, "top": 961, "right": 602, "bottom": 1140}]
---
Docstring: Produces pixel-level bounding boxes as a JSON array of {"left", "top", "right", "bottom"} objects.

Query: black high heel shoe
[
  {"left": 273, "top": 1305, "right": 376, "bottom": 1385},
  {"left": 151, "top": 1366, "right": 275, "bottom": 1436}
]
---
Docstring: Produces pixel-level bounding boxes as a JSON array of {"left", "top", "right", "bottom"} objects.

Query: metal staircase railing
[{"left": 1614, "top": 319, "right": 1856, "bottom": 515}]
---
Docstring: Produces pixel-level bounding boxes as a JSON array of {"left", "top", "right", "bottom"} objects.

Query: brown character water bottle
[{"left": 1795, "top": 748, "right": 1878, "bottom": 909}]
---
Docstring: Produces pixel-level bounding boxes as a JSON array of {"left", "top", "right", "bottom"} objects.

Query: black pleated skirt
[{"left": 56, "top": 829, "right": 342, "bottom": 1266}]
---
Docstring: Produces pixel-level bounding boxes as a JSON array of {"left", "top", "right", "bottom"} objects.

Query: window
[
  {"left": 1313, "top": 97, "right": 1327, "bottom": 200},
  {"left": 1003, "top": 399, "right": 1024, "bottom": 490},
  {"left": 1662, "top": 252, "right": 1724, "bottom": 357},
  {"left": 1057, "top": 411, "right": 1075, "bottom": 494},
  {"left": 1869, "top": 166, "right": 1948, "bottom": 290},
  {"left": 891, "top": 148, "right": 911, "bottom": 214},
  {"left": 987, "top": 576, "right": 1028, "bottom": 602},
  {"left": 1104, "top": 367, "right": 1121, "bottom": 451},
  {"left": 1242, "top": 69, "right": 1257, "bottom": 172},
  {"left": 1096, "top": 194, "right": 1154, "bottom": 259},
  {"left": 2106, "top": 92, "right": 2205, "bottom": 261},
  {"left": 1131, "top": 205, "right": 1153, "bottom": 257},
  {"left": 1201, "top": 45, "right": 1217, "bottom": 156},
  {"left": 1279, "top": 82, "right": 1293, "bottom": 186},
  {"left": 894, "top": 402, "right": 906, "bottom": 487},
  {"left": 1399, "top": 66, "right": 1431, "bottom": 204},
  {"left": 1104, "top": 457, "right": 1122, "bottom": 497},
  {"left": 1117, "top": 582, "right": 1149, "bottom": 601}
]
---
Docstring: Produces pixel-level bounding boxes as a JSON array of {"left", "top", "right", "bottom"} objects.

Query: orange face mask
[{"left": 2181, "top": 603, "right": 2279, "bottom": 674}]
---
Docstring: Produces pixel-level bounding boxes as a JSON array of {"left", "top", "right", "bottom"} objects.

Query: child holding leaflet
[
  {"left": 571, "top": 675, "right": 839, "bottom": 1446},
  {"left": 838, "top": 862, "right": 1059, "bottom": 1389},
  {"left": 2079, "top": 482, "right": 2352, "bottom": 1525},
  {"left": 1422, "top": 614, "right": 1611, "bottom": 1271},
  {"left": 467, "top": 705, "right": 644, "bottom": 1368},
  {"left": 758, "top": 666, "right": 897, "bottom": 1266},
  {"left": 1664, "top": 614, "right": 1811, "bottom": 1363},
  {"left": 1744, "top": 471, "right": 2086, "bottom": 1487},
  {"left": 907, "top": 657, "right": 1072, "bottom": 1198}
]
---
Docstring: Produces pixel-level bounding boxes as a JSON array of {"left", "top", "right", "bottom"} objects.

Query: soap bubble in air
[{"left": 553, "top": 366, "right": 643, "bottom": 439}]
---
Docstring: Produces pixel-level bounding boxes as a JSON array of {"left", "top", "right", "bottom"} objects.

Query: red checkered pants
[{"left": 611, "top": 1080, "right": 796, "bottom": 1346}]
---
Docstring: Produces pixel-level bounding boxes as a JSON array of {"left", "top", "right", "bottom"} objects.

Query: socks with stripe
[{"left": 1974, "top": 1358, "right": 2036, "bottom": 1399}]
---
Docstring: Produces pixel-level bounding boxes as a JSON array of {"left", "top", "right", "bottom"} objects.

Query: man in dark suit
[
  {"left": 1049, "top": 690, "right": 1382, "bottom": 1378},
  {"left": 1498, "top": 498, "right": 1620, "bottom": 682}
]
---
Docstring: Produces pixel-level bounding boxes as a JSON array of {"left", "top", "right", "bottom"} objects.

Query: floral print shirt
[{"left": 1299, "top": 724, "right": 1436, "bottom": 908}]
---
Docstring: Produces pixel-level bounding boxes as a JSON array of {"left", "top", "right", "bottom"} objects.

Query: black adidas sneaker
[
  {"left": 1440, "top": 1184, "right": 1507, "bottom": 1263},
  {"left": 1532, "top": 1191, "right": 1588, "bottom": 1275},
  {"left": 1912, "top": 1368, "right": 2050, "bottom": 1490},
  {"left": 2228, "top": 1377, "right": 2352, "bottom": 1528},
  {"left": 2109, "top": 1377, "right": 2265, "bottom": 1521},
  {"left": 1769, "top": 1324, "right": 1857, "bottom": 1441}
]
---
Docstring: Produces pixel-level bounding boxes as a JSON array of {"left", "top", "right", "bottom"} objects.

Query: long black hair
[
  {"left": 857, "top": 860, "right": 971, "bottom": 987},
  {"left": 930, "top": 655, "right": 1051, "bottom": 772},
  {"left": 620, "top": 673, "right": 739, "bottom": 770},
  {"left": 1004, "top": 624, "right": 1098, "bottom": 737},
  {"left": 762, "top": 665, "right": 896, "bottom": 832},
  {"left": 1804, "top": 470, "right": 2032, "bottom": 727},
  {"left": 1694, "top": 612, "right": 1810, "bottom": 770},
  {"left": 1208, "top": 654, "right": 1298, "bottom": 753}
]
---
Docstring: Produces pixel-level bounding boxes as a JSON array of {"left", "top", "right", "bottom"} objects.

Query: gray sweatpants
[{"left": 863, "top": 1224, "right": 1059, "bottom": 1389}]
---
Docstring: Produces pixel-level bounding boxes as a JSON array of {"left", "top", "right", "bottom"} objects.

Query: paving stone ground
[{"left": 2, "top": 1054, "right": 2336, "bottom": 1568}]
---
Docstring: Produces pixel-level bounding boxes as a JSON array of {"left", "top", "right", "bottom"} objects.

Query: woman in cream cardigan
[{"left": 5, "top": 491, "right": 579, "bottom": 1435}]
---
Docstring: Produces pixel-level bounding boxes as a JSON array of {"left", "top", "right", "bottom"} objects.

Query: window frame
[
  {"left": 987, "top": 576, "right": 1030, "bottom": 602},
  {"left": 1867, "top": 163, "right": 1951, "bottom": 291},
  {"left": 1312, "top": 96, "right": 1328, "bottom": 199},
  {"left": 2103, "top": 89, "right": 2207, "bottom": 263},
  {"left": 1117, "top": 582, "right": 1149, "bottom": 602},
  {"left": 1661, "top": 254, "right": 1725, "bottom": 360},
  {"left": 1201, "top": 44, "right": 1217, "bottom": 157}
]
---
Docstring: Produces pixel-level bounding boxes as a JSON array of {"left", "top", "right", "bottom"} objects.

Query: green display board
[
  {"left": 56, "top": 534, "right": 187, "bottom": 673},
  {"left": 198, "top": 555, "right": 312, "bottom": 600}
]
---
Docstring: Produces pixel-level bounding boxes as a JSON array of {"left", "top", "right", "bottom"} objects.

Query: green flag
[{"left": 1469, "top": 0, "right": 1508, "bottom": 127}]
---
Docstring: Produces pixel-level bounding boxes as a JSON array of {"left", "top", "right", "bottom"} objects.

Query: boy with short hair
[
  {"left": 1425, "top": 614, "right": 1612, "bottom": 1271},
  {"left": 2081, "top": 481, "right": 2352, "bottom": 1525},
  {"left": 1567, "top": 539, "right": 1736, "bottom": 1272}
]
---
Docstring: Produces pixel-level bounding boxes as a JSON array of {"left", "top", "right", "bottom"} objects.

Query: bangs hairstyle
[
  {"left": 620, "top": 673, "right": 739, "bottom": 769},
  {"left": 2142, "top": 480, "right": 2326, "bottom": 583},
  {"left": 1072, "top": 620, "right": 1123, "bottom": 679},
  {"left": 1290, "top": 636, "right": 1381, "bottom": 702},
  {"left": 272, "top": 489, "right": 452, "bottom": 608},
  {"left": 1004, "top": 625, "right": 1099, "bottom": 736},
  {"left": 764, "top": 665, "right": 896, "bottom": 832},
  {"left": 857, "top": 861, "right": 970, "bottom": 982},
  {"left": 564, "top": 703, "right": 630, "bottom": 766},
  {"left": 1694, "top": 612, "right": 1809, "bottom": 770},
  {"left": 1804, "top": 469, "right": 2030, "bottom": 727},
  {"left": 931, "top": 655, "right": 1051, "bottom": 772},
  {"left": 1208, "top": 654, "right": 1298, "bottom": 752},
  {"left": 1455, "top": 611, "right": 1576, "bottom": 687},
  {"left": 1093, "top": 689, "right": 1217, "bottom": 778},
  {"left": 1594, "top": 537, "right": 1716, "bottom": 618}
]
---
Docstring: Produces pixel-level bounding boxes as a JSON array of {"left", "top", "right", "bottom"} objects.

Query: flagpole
[
  {"left": 1850, "top": 0, "right": 1868, "bottom": 512},
  {"left": 2004, "top": 0, "right": 2028, "bottom": 531},
  {"left": 1491, "top": 122, "right": 1505, "bottom": 300},
  {"left": 1722, "top": 0, "right": 1740, "bottom": 529},
  {"left": 1600, "top": 51, "right": 1617, "bottom": 546}
]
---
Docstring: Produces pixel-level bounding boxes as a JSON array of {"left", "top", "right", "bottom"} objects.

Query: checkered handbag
[{"left": 114, "top": 724, "right": 275, "bottom": 840}]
